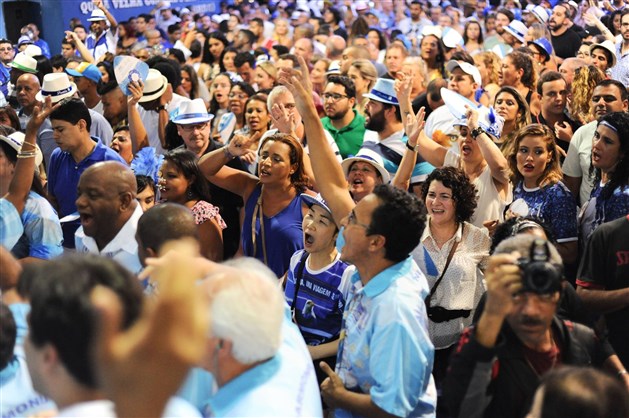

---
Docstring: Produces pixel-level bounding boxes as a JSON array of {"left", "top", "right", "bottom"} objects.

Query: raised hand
[
  {"left": 127, "top": 80, "right": 144, "bottom": 106},
  {"left": 394, "top": 73, "right": 413, "bottom": 104},
  {"left": 277, "top": 55, "right": 313, "bottom": 105},
  {"left": 228, "top": 131, "right": 261, "bottom": 158},
  {"left": 27, "top": 96, "right": 60, "bottom": 134},
  {"left": 404, "top": 106, "right": 426, "bottom": 146},
  {"left": 270, "top": 103, "right": 297, "bottom": 136}
]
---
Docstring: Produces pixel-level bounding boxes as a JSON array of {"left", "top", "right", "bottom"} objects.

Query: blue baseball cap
[{"left": 66, "top": 62, "right": 102, "bottom": 83}]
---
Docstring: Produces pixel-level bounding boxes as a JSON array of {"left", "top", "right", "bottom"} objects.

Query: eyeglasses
[
  {"left": 322, "top": 92, "right": 349, "bottom": 102},
  {"left": 181, "top": 122, "right": 209, "bottom": 131},
  {"left": 347, "top": 210, "right": 370, "bottom": 230},
  {"left": 229, "top": 92, "right": 249, "bottom": 99}
]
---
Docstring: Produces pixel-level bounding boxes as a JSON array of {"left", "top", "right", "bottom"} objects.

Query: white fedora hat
[
  {"left": 10, "top": 53, "right": 38, "bottom": 74},
  {"left": 0, "top": 132, "right": 43, "bottom": 167},
  {"left": 504, "top": 20, "right": 528, "bottom": 43},
  {"left": 139, "top": 69, "right": 168, "bottom": 103},
  {"left": 172, "top": 98, "right": 214, "bottom": 125},
  {"left": 87, "top": 9, "right": 107, "bottom": 21},
  {"left": 36, "top": 73, "right": 77, "bottom": 103},
  {"left": 590, "top": 40, "right": 617, "bottom": 68},
  {"left": 23, "top": 44, "right": 42, "bottom": 58},
  {"left": 532, "top": 5, "right": 550, "bottom": 24},
  {"left": 363, "top": 79, "right": 398, "bottom": 106},
  {"left": 442, "top": 27, "right": 464, "bottom": 49},
  {"left": 341, "top": 148, "right": 390, "bottom": 183}
]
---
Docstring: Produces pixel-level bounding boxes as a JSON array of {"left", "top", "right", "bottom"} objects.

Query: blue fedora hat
[{"left": 363, "top": 79, "right": 398, "bottom": 106}]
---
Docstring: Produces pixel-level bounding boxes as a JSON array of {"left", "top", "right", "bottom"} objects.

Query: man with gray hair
[
  {"left": 444, "top": 235, "right": 627, "bottom": 418},
  {"left": 187, "top": 258, "right": 322, "bottom": 416}
]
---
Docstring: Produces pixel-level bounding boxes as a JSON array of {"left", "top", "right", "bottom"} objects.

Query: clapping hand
[{"left": 403, "top": 107, "right": 426, "bottom": 147}]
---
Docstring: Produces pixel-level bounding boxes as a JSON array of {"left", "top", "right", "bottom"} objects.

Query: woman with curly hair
[
  {"left": 499, "top": 51, "right": 540, "bottom": 115},
  {"left": 581, "top": 112, "right": 629, "bottom": 240},
  {"left": 412, "top": 166, "right": 489, "bottom": 392},
  {"left": 569, "top": 65, "right": 605, "bottom": 125},
  {"left": 420, "top": 33, "right": 446, "bottom": 81},
  {"left": 494, "top": 86, "right": 532, "bottom": 156},
  {"left": 508, "top": 124, "right": 578, "bottom": 263},
  {"left": 474, "top": 52, "right": 501, "bottom": 104},
  {"left": 199, "top": 133, "right": 314, "bottom": 277},
  {"left": 159, "top": 148, "right": 226, "bottom": 261}
]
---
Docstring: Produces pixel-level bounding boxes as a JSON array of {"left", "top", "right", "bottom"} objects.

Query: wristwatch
[
  {"left": 155, "top": 105, "right": 167, "bottom": 112},
  {"left": 406, "top": 141, "right": 419, "bottom": 152},
  {"left": 470, "top": 127, "right": 485, "bottom": 140}
]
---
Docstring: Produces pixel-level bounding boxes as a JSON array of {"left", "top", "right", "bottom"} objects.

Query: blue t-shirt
[
  {"left": 11, "top": 191, "right": 63, "bottom": 259},
  {"left": 47, "top": 137, "right": 125, "bottom": 248},
  {"left": 590, "top": 183, "right": 629, "bottom": 235},
  {"left": 284, "top": 250, "right": 350, "bottom": 345},
  {"left": 241, "top": 185, "right": 304, "bottom": 278},
  {"left": 513, "top": 181, "right": 578, "bottom": 243}
]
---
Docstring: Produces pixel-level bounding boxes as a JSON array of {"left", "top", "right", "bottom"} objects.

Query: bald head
[
  {"left": 340, "top": 46, "right": 371, "bottom": 73},
  {"left": 326, "top": 35, "right": 346, "bottom": 60},
  {"left": 15, "top": 73, "right": 41, "bottom": 110},
  {"left": 559, "top": 57, "right": 586, "bottom": 88},
  {"left": 85, "top": 161, "right": 137, "bottom": 196}
]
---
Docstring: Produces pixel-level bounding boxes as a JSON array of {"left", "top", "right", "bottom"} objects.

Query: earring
[{"left": 187, "top": 188, "right": 194, "bottom": 199}]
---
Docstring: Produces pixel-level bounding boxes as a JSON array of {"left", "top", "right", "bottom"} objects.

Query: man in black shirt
[{"left": 549, "top": 4, "right": 582, "bottom": 62}]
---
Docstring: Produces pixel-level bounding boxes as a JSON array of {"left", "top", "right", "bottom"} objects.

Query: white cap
[{"left": 446, "top": 60, "right": 482, "bottom": 86}]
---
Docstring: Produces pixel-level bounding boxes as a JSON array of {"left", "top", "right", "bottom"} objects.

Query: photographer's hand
[{"left": 476, "top": 252, "right": 521, "bottom": 348}]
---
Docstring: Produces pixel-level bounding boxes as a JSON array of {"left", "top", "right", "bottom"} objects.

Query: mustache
[{"left": 519, "top": 315, "right": 545, "bottom": 327}]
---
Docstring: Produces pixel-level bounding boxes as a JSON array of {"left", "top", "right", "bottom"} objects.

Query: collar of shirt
[
  {"left": 75, "top": 203, "right": 143, "bottom": 255},
  {"left": 421, "top": 219, "right": 464, "bottom": 246},
  {"left": 323, "top": 110, "right": 364, "bottom": 134},
  {"left": 351, "top": 256, "right": 414, "bottom": 299},
  {"left": 204, "top": 354, "right": 280, "bottom": 417}
]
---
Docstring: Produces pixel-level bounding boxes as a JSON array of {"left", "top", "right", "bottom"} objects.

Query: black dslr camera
[{"left": 517, "top": 239, "right": 562, "bottom": 294}]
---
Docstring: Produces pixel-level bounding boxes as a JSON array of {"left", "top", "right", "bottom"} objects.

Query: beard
[{"left": 365, "top": 108, "right": 386, "bottom": 132}]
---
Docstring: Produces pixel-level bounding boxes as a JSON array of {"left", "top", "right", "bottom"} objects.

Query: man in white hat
[
  {"left": 86, "top": 0, "right": 118, "bottom": 60},
  {"left": 171, "top": 98, "right": 214, "bottom": 157},
  {"left": 361, "top": 78, "right": 433, "bottom": 195},
  {"left": 7, "top": 53, "right": 38, "bottom": 109},
  {"left": 502, "top": 20, "right": 528, "bottom": 49},
  {"left": 136, "top": 68, "right": 186, "bottom": 154},
  {"left": 422, "top": 59, "right": 482, "bottom": 153}
]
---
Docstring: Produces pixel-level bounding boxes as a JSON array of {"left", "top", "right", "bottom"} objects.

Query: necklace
[{"left": 523, "top": 331, "right": 559, "bottom": 377}]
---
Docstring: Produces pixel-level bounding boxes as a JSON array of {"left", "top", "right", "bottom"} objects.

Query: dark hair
[
  {"left": 507, "top": 51, "right": 536, "bottom": 90},
  {"left": 368, "top": 185, "right": 427, "bottom": 262},
  {"left": 27, "top": 255, "right": 143, "bottom": 388},
  {"left": 595, "top": 79, "right": 629, "bottom": 102},
  {"left": 238, "top": 29, "right": 255, "bottom": 45},
  {"left": 427, "top": 78, "right": 448, "bottom": 103},
  {"left": 137, "top": 203, "right": 199, "bottom": 253},
  {"left": 590, "top": 112, "right": 629, "bottom": 200},
  {"left": 490, "top": 215, "right": 555, "bottom": 254},
  {"left": 136, "top": 174, "right": 156, "bottom": 196},
  {"left": 232, "top": 80, "right": 256, "bottom": 98},
  {"left": 536, "top": 71, "right": 565, "bottom": 96},
  {"left": 50, "top": 54, "right": 68, "bottom": 72},
  {"left": 251, "top": 17, "right": 264, "bottom": 26},
  {"left": 272, "top": 44, "right": 290, "bottom": 56},
  {"left": 202, "top": 31, "right": 229, "bottom": 64},
  {"left": 350, "top": 16, "right": 370, "bottom": 37},
  {"left": 259, "top": 133, "right": 309, "bottom": 193},
  {"left": 368, "top": 27, "right": 387, "bottom": 51},
  {"left": 326, "top": 75, "right": 356, "bottom": 99},
  {"left": 234, "top": 51, "right": 256, "bottom": 69},
  {"left": 169, "top": 48, "right": 185, "bottom": 64},
  {"left": 147, "top": 56, "right": 181, "bottom": 90},
  {"left": 180, "top": 64, "right": 200, "bottom": 100},
  {"left": 220, "top": 46, "right": 238, "bottom": 71},
  {"left": 0, "top": 140, "right": 47, "bottom": 198},
  {"left": 421, "top": 34, "right": 446, "bottom": 77},
  {"left": 163, "top": 148, "right": 213, "bottom": 203},
  {"left": 0, "top": 106, "right": 21, "bottom": 131},
  {"left": 463, "top": 19, "right": 484, "bottom": 45},
  {"left": 245, "top": 93, "right": 270, "bottom": 128},
  {"left": 539, "top": 366, "right": 629, "bottom": 418},
  {"left": 0, "top": 303, "right": 16, "bottom": 370},
  {"left": 278, "top": 53, "right": 300, "bottom": 69},
  {"left": 49, "top": 98, "right": 92, "bottom": 131},
  {"left": 120, "top": 20, "right": 136, "bottom": 38},
  {"left": 327, "top": 6, "right": 342, "bottom": 24},
  {"left": 209, "top": 72, "right": 233, "bottom": 115},
  {"left": 421, "top": 166, "right": 477, "bottom": 224},
  {"left": 496, "top": 8, "right": 515, "bottom": 22},
  {"left": 33, "top": 55, "right": 51, "bottom": 84},
  {"left": 450, "top": 50, "right": 474, "bottom": 65},
  {"left": 96, "top": 78, "right": 119, "bottom": 96},
  {"left": 189, "top": 39, "right": 202, "bottom": 60}
]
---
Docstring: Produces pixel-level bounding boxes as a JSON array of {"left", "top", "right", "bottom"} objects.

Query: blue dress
[
  {"left": 242, "top": 185, "right": 304, "bottom": 277},
  {"left": 513, "top": 181, "right": 578, "bottom": 243}
]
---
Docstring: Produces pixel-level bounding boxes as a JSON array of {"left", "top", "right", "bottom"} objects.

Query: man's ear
[{"left": 119, "top": 191, "right": 134, "bottom": 211}]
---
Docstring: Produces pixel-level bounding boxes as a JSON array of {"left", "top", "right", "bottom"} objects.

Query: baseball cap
[{"left": 66, "top": 62, "right": 102, "bottom": 83}]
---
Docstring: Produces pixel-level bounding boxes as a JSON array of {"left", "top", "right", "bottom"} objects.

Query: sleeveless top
[{"left": 242, "top": 185, "right": 304, "bottom": 277}]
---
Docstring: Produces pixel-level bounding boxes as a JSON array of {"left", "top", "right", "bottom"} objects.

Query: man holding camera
[{"left": 443, "top": 235, "right": 628, "bottom": 418}]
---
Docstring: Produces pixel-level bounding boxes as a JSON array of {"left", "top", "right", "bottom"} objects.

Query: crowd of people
[{"left": 0, "top": 0, "right": 628, "bottom": 416}]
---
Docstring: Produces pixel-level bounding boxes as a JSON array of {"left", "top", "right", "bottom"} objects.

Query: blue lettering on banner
[{"left": 2, "top": 395, "right": 49, "bottom": 418}]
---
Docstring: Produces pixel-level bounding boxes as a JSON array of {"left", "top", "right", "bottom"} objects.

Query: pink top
[{"left": 191, "top": 200, "right": 227, "bottom": 230}]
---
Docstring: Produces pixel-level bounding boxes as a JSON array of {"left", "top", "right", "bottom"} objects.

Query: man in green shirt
[{"left": 321, "top": 75, "right": 366, "bottom": 158}]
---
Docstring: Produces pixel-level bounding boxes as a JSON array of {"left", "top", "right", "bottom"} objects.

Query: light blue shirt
[
  {"left": 0, "top": 198, "right": 23, "bottom": 249},
  {"left": 11, "top": 191, "right": 63, "bottom": 260},
  {"left": 335, "top": 258, "right": 437, "bottom": 418},
  {"left": 611, "top": 42, "right": 629, "bottom": 86}
]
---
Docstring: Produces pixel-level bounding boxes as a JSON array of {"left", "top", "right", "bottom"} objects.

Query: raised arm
[
  {"left": 466, "top": 107, "right": 510, "bottom": 189},
  {"left": 278, "top": 56, "right": 354, "bottom": 226},
  {"left": 127, "top": 81, "right": 149, "bottom": 153},
  {"left": 65, "top": 31, "right": 95, "bottom": 63},
  {"left": 5, "top": 97, "right": 60, "bottom": 213},
  {"left": 94, "top": 0, "right": 118, "bottom": 31},
  {"left": 392, "top": 107, "right": 425, "bottom": 191},
  {"left": 198, "top": 137, "right": 259, "bottom": 201}
]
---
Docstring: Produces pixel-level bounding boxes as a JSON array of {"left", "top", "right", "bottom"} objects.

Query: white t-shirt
[
  {"left": 138, "top": 93, "right": 187, "bottom": 155},
  {"left": 562, "top": 121, "right": 596, "bottom": 206}
]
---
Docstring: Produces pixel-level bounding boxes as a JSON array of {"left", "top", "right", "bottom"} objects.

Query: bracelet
[
  {"left": 471, "top": 127, "right": 485, "bottom": 140},
  {"left": 406, "top": 141, "right": 419, "bottom": 152},
  {"left": 618, "top": 370, "right": 628, "bottom": 377},
  {"left": 223, "top": 146, "right": 236, "bottom": 160},
  {"left": 17, "top": 153, "right": 37, "bottom": 159}
]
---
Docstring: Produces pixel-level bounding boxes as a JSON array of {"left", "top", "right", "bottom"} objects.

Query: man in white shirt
[
  {"left": 85, "top": 3, "right": 118, "bottom": 60},
  {"left": 74, "top": 161, "right": 143, "bottom": 275}
]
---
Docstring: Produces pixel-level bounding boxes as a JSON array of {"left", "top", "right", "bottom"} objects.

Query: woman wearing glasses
[
  {"left": 412, "top": 166, "right": 490, "bottom": 397},
  {"left": 215, "top": 81, "right": 255, "bottom": 144},
  {"left": 199, "top": 133, "right": 313, "bottom": 277}
]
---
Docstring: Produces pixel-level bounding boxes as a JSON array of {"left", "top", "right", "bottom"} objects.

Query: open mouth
[
  {"left": 432, "top": 209, "right": 445, "bottom": 214},
  {"left": 304, "top": 232, "right": 315, "bottom": 246},
  {"left": 461, "top": 145, "right": 472, "bottom": 155},
  {"left": 523, "top": 163, "right": 534, "bottom": 172},
  {"left": 259, "top": 168, "right": 271, "bottom": 176},
  {"left": 592, "top": 151, "right": 601, "bottom": 162},
  {"left": 79, "top": 212, "right": 93, "bottom": 226}
]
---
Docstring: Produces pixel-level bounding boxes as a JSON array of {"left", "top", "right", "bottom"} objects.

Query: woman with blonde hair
[
  {"left": 508, "top": 124, "right": 577, "bottom": 263},
  {"left": 263, "top": 17, "right": 293, "bottom": 49},
  {"left": 474, "top": 52, "right": 501, "bottom": 104},
  {"left": 254, "top": 61, "right": 278, "bottom": 92},
  {"left": 347, "top": 59, "right": 377, "bottom": 117},
  {"left": 569, "top": 65, "right": 605, "bottom": 125},
  {"left": 310, "top": 57, "right": 330, "bottom": 95}
]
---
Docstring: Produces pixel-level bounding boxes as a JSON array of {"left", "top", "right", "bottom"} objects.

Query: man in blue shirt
[
  {"left": 281, "top": 56, "right": 436, "bottom": 417},
  {"left": 46, "top": 98, "right": 124, "bottom": 248},
  {"left": 0, "top": 38, "right": 14, "bottom": 98}
]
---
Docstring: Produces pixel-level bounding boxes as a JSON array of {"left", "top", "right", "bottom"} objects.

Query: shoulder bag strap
[
  {"left": 425, "top": 224, "right": 463, "bottom": 305},
  {"left": 290, "top": 251, "right": 310, "bottom": 320}
]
